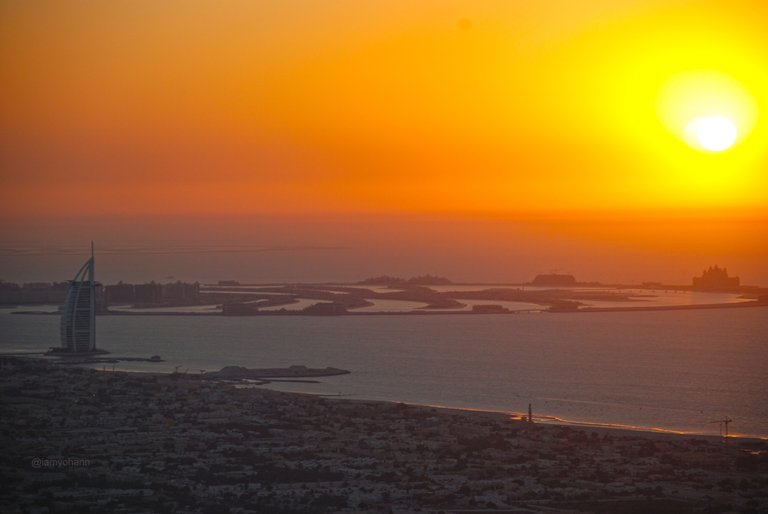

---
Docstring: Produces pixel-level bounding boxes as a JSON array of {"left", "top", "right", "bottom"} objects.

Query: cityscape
[
  {"left": 2, "top": 357, "right": 766, "bottom": 513},
  {"left": 2, "top": 1, "right": 768, "bottom": 513},
  {"left": 1, "top": 251, "right": 767, "bottom": 512}
]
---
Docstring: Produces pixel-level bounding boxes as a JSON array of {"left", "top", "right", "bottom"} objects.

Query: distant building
[
  {"left": 0, "top": 282, "right": 69, "bottom": 304},
  {"left": 532, "top": 273, "right": 577, "bottom": 287},
  {"left": 104, "top": 282, "right": 135, "bottom": 304},
  {"left": 162, "top": 281, "right": 200, "bottom": 303},
  {"left": 105, "top": 281, "right": 199, "bottom": 306},
  {"left": 0, "top": 282, "right": 21, "bottom": 304},
  {"left": 21, "top": 282, "right": 69, "bottom": 303},
  {"left": 134, "top": 282, "right": 163, "bottom": 304},
  {"left": 692, "top": 265, "right": 740, "bottom": 291},
  {"left": 60, "top": 246, "right": 99, "bottom": 353}
]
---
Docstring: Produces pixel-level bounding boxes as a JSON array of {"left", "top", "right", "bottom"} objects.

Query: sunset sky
[{"left": 1, "top": 0, "right": 767, "bottom": 284}]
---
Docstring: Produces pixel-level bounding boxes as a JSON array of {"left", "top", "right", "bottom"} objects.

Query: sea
[{"left": 1, "top": 306, "right": 767, "bottom": 438}]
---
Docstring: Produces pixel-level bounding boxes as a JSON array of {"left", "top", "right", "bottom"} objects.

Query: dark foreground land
[{"left": 0, "top": 358, "right": 766, "bottom": 514}]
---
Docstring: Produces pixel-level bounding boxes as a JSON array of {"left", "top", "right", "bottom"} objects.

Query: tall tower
[{"left": 60, "top": 243, "right": 97, "bottom": 353}]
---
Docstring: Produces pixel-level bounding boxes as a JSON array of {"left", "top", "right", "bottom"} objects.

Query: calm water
[{"left": 2, "top": 307, "right": 767, "bottom": 438}]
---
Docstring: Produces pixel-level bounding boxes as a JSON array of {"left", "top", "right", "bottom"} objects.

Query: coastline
[
  {"left": 576, "top": 300, "right": 768, "bottom": 313},
  {"left": 8, "top": 353, "right": 767, "bottom": 441},
  {"left": 8, "top": 294, "right": 767, "bottom": 317},
  {"left": 332, "top": 398, "right": 767, "bottom": 443},
  {"left": 2, "top": 357, "right": 766, "bottom": 513},
  {"left": 87, "top": 365, "right": 768, "bottom": 440},
  {"left": 92, "top": 299, "right": 768, "bottom": 315}
]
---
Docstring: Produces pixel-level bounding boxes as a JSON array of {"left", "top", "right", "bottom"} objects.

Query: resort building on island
[
  {"left": 531, "top": 273, "right": 577, "bottom": 287},
  {"left": 692, "top": 265, "right": 740, "bottom": 291},
  {"left": 59, "top": 245, "right": 100, "bottom": 353}
]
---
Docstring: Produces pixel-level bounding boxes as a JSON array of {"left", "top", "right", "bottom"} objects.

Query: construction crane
[{"left": 709, "top": 417, "right": 733, "bottom": 439}]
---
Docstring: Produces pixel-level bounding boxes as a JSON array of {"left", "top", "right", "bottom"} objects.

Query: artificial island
[
  {"left": 2, "top": 251, "right": 767, "bottom": 513},
  {"left": 4, "top": 268, "right": 766, "bottom": 318}
]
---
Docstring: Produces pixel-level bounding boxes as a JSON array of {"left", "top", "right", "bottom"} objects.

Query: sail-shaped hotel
[{"left": 59, "top": 244, "right": 99, "bottom": 353}]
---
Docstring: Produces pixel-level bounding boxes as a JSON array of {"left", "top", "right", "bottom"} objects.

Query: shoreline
[
  {"left": 316, "top": 397, "right": 768, "bottom": 443},
  {"left": 110, "top": 366, "right": 768, "bottom": 441},
  {"left": 3, "top": 358, "right": 767, "bottom": 513},
  {"left": 106, "top": 367, "right": 768, "bottom": 441},
  {"left": 576, "top": 300, "right": 768, "bottom": 313},
  {"left": 8, "top": 299, "right": 767, "bottom": 317},
  {"left": 5, "top": 358, "right": 765, "bottom": 443},
  {"left": 6, "top": 353, "right": 767, "bottom": 440}
]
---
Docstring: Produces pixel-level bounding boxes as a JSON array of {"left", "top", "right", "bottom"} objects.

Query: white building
[{"left": 59, "top": 245, "right": 98, "bottom": 353}]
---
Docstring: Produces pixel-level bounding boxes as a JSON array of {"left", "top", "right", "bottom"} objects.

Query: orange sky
[{"left": 1, "top": 1, "right": 767, "bottom": 283}]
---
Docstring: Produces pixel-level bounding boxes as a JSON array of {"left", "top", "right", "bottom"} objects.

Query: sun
[
  {"left": 685, "top": 116, "right": 738, "bottom": 152},
  {"left": 657, "top": 70, "right": 757, "bottom": 152}
]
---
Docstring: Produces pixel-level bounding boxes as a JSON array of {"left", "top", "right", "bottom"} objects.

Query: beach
[
  {"left": 1, "top": 357, "right": 766, "bottom": 513},
  {"left": 4, "top": 307, "right": 767, "bottom": 439}
]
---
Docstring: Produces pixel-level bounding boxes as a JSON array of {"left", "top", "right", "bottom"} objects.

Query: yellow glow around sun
[{"left": 657, "top": 70, "right": 757, "bottom": 151}]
